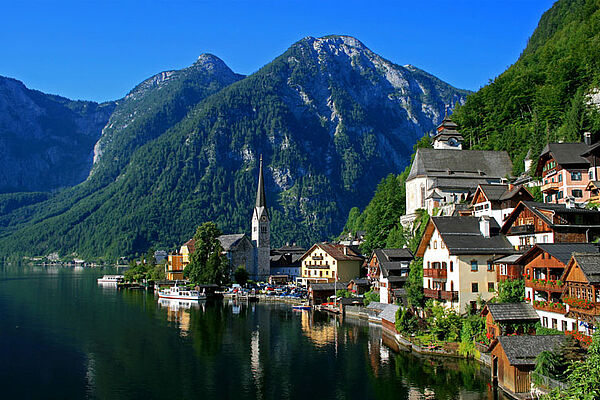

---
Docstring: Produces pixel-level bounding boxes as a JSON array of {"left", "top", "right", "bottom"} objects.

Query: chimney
[
  {"left": 479, "top": 216, "right": 490, "bottom": 238},
  {"left": 584, "top": 132, "right": 592, "bottom": 146}
]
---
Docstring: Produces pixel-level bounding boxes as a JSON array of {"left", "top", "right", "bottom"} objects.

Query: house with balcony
[
  {"left": 585, "top": 180, "right": 600, "bottom": 204},
  {"left": 481, "top": 302, "right": 539, "bottom": 341},
  {"left": 401, "top": 117, "right": 513, "bottom": 227},
  {"left": 366, "top": 248, "right": 413, "bottom": 304},
  {"left": 470, "top": 184, "right": 533, "bottom": 226},
  {"left": 500, "top": 201, "right": 600, "bottom": 251},
  {"left": 270, "top": 244, "right": 305, "bottom": 281},
  {"left": 298, "top": 243, "right": 363, "bottom": 286},
  {"left": 562, "top": 252, "right": 600, "bottom": 336},
  {"left": 536, "top": 142, "right": 593, "bottom": 204},
  {"left": 516, "top": 243, "right": 599, "bottom": 332},
  {"left": 416, "top": 216, "right": 514, "bottom": 314},
  {"left": 492, "top": 254, "right": 523, "bottom": 281}
]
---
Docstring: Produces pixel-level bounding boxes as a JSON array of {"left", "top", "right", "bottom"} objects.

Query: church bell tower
[{"left": 252, "top": 155, "right": 270, "bottom": 280}]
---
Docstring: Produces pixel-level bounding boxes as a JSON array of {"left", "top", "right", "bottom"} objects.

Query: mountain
[
  {"left": 0, "top": 35, "right": 468, "bottom": 259},
  {"left": 0, "top": 76, "right": 115, "bottom": 193},
  {"left": 451, "top": 0, "right": 600, "bottom": 174}
]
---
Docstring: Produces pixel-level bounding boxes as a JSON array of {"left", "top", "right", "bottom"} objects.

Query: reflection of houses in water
[
  {"left": 300, "top": 311, "right": 339, "bottom": 347},
  {"left": 158, "top": 298, "right": 204, "bottom": 335}
]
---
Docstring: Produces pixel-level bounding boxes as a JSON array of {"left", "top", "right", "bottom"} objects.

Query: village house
[
  {"left": 481, "top": 302, "right": 539, "bottom": 341},
  {"left": 270, "top": 244, "right": 305, "bottom": 281},
  {"left": 401, "top": 116, "right": 513, "bottom": 227},
  {"left": 298, "top": 243, "right": 363, "bottom": 286},
  {"left": 470, "top": 184, "right": 533, "bottom": 226},
  {"left": 492, "top": 254, "right": 523, "bottom": 281},
  {"left": 366, "top": 248, "right": 413, "bottom": 304},
  {"left": 490, "top": 335, "right": 567, "bottom": 395},
  {"left": 517, "top": 243, "right": 599, "bottom": 332},
  {"left": 536, "top": 138, "right": 599, "bottom": 204},
  {"left": 308, "top": 281, "right": 349, "bottom": 305},
  {"left": 500, "top": 201, "right": 600, "bottom": 251},
  {"left": 562, "top": 252, "right": 600, "bottom": 336},
  {"left": 348, "top": 278, "right": 371, "bottom": 295},
  {"left": 416, "top": 216, "right": 514, "bottom": 314}
]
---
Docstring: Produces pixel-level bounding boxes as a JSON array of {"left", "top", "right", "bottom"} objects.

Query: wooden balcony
[
  {"left": 423, "top": 288, "right": 458, "bottom": 302},
  {"left": 541, "top": 180, "right": 560, "bottom": 193},
  {"left": 510, "top": 224, "right": 534, "bottom": 235},
  {"left": 532, "top": 300, "right": 566, "bottom": 314},
  {"left": 527, "top": 279, "right": 564, "bottom": 293},
  {"left": 423, "top": 268, "right": 447, "bottom": 279}
]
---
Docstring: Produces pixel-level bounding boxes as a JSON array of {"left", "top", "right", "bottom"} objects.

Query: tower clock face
[
  {"left": 448, "top": 137, "right": 459, "bottom": 147},
  {"left": 261, "top": 216, "right": 267, "bottom": 222}
]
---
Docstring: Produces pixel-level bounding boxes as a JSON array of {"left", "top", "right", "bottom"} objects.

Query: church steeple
[{"left": 255, "top": 155, "right": 268, "bottom": 213}]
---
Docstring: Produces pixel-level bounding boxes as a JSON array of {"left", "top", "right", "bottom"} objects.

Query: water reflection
[{"left": 157, "top": 298, "right": 205, "bottom": 336}]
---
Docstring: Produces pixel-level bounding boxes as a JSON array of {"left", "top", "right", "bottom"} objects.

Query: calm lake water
[{"left": 0, "top": 265, "right": 509, "bottom": 399}]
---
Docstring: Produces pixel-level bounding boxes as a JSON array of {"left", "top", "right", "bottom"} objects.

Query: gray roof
[
  {"left": 350, "top": 278, "right": 370, "bottom": 286},
  {"left": 432, "top": 216, "right": 514, "bottom": 255},
  {"left": 478, "top": 184, "right": 532, "bottom": 202},
  {"left": 485, "top": 303, "right": 539, "bottom": 322},
  {"left": 539, "top": 142, "right": 589, "bottom": 167},
  {"left": 407, "top": 148, "right": 513, "bottom": 181},
  {"left": 534, "top": 243, "right": 599, "bottom": 265},
  {"left": 502, "top": 202, "right": 600, "bottom": 234},
  {"left": 380, "top": 304, "right": 400, "bottom": 323},
  {"left": 497, "top": 335, "right": 566, "bottom": 366},
  {"left": 387, "top": 276, "right": 408, "bottom": 283},
  {"left": 493, "top": 254, "right": 523, "bottom": 264},
  {"left": 217, "top": 234, "right": 248, "bottom": 251},
  {"left": 572, "top": 253, "right": 600, "bottom": 283},
  {"left": 366, "top": 302, "right": 388, "bottom": 311},
  {"left": 373, "top": 249, "right": 413, "bottom": 277}
]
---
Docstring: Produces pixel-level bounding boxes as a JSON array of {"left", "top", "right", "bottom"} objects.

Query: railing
[
  {"left": 532, "top": 300, "right": 566, "bottom": 313},
  {"left": 541, "top": 180, "right": 560, "bottom": 193},
  {"left": 510, "top": 224, "right": 535, "bottom": 234},
  {"left": 423, "top": 268, "right": 447, "bottom": 279},
  {"left": 424, "top": 288, "right": 441, "bottom": 299},
  {"left": 440, "top": 290, "right": 459, "bottom": 301},
  {"left": 527, "top": 279, "right": 564, "bottom": 292}
]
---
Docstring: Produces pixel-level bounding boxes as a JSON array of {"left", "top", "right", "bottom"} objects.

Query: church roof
[
  {"left": 255, "top": 155, "right": 268, "bottom": 218},
  {"left": 217, "top": 234, "right": 248, "bottom": 251},
  {"left": 407, "top": 149, "right": 513, "bottom": 181}
]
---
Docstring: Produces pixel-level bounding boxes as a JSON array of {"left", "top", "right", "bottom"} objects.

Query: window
[
  {"left": 471, "top": 282, "right": 479, "bottom": 293},
  {"left": 449, "top": 261, "right": 453, "bottom": 272},
  {"left": 471, "top": 261, "right": 478, "bottom": 271},
  {"left": 562, "top": 321, "right": 567, "bottom": 332},
  {"left": 558, "top": 174, "right": 562, "bottom": 182},
  {"left": 543, "top": 317, "right": 548, "bottom": 327},
  {"left": 552, "top": 319, "right": 558, "bottom": 330},
  {"left": 442, "top": 262, "right": 447, "bottom": 270},
  {"left": 433, "top": 241, "right": 437, "bottom": 249},
  {"left": 571, "top": 171, "right": 582, "bottom": 181},
  {"left": 488, "top": 282, "right": 495, "bottom": 292},
  {"left": 487, "top": 261, "right": 493, "bottom": 271},
  {"left": 427, "top": 261, "right": 431, "bottom": 268},
  {"left": 572, "top": 322, "right": 577, "bottom": 331},
  {"left": 557, "top": 191, "right": 563, "bottom": 200},
  {"left": 441, "top": 241, "right": 445, "bottom": 249},
  {"left": 500, "top": 264, "right": 507, "bottom": 276},
  {"left": 572, "top": 189, "right": 583, "bottom": 198}
]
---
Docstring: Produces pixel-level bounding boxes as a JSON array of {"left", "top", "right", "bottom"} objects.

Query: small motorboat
[
  {"left": 158, "top": 285, "right": 206, "bottom": 301},
  {"left": 97, "top": 275, "right": 124, "bottom": 284},
  {"left": 292, "top": 304, "right": 311, "bottom": 311}
]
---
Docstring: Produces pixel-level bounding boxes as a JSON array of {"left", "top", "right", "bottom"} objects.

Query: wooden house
[
  {"left": 471, "top": 184, "right": 533, "bottom": 226},
  {"left": 562, "top": 253, "right": 600, "bottom": 336},
  {"left": 500, "top": 201, "right": 600, "bottom": 251},
  {"left": 517, "top": 243, "right": 599, "bottom": 332},
  {"left": 308, "top": 282, "right": 349, "bottom": 305},
  {"left": 492, "top": 254, "right": 522, "bottom": 281},
  {"left": 481, "top": 303, "right": 538, "bottom": 341},
  {"left": 490, "top": 335, "right": 566, "bottom": 395},
  {"left": 366, "top": 248, "right": 413, "bottom": 303},
  {"left": 348, "top": 278, "right": 371, "bottom": 295}
]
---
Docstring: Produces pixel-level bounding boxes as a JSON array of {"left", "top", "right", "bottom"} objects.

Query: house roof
[
  {"left": 483, "top": 303, "right": 539, "bottom": 322},
  {"left": 407, "top": 148, "right": 513, "bottom": 181},
  {"left": 536, "top": 142, "right": 590, "bottom": 176},
  {"left": 501, "top": 201, "right": 600, "bottom": 234},
  {"left": 476, "top": 184, "right": 510, "bottom": 202},
  {"left": 380, "top": 304, "right": 400, "bottom": 323},
  {"left": 301, "top": 243, "right": 363, "bottom": 262},
  {"left": 217, "top": 234, "right": 248, "bottom": 251},
  {"left": 571, "top": 253, "right": 600, "bottom": 283},
  {"left": 516, "top": 243, "right": 599, "bottom": 266},
  {"left": 493, "top": 254, "right": 523, "bottom": 264},
  {"left": 350, "top": 278, "right": 370, "bottom": 286},
  {"left": 495, "top": 335, "right": 566, "bottom": 366},
  {"left": 372, "top": 248, "right": 413, "bottom": 277},
  {"left": 366, "top": 302, "right": 388, "bottom": 312},
  {"left": 386, "top": 276, "right": 408, "bottom": 283},
  {"left": 417, "top": 216, "right": 513, "bottom": 256},
  {"left": 183, "top": 238, "right": 196, "bottom": 253}
]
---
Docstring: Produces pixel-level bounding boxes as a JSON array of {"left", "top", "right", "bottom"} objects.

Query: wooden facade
[
  {"left": 562, "top": 255, "right": 600, "bottom": 334},
  {"left": 490, "top": 345, "right": 532, "bottom": 394}
]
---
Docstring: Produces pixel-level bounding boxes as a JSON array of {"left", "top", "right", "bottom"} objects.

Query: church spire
[{"left": 256, "top": 155, "right": 267, "bottom": 210}]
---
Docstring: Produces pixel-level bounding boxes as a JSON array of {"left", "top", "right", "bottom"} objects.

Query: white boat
[
  {"left": 158, "top": 285, "right": 207, "bottom": 301},
  {"left": 97, "top": 275, "right": 124, "bottom": 284}
]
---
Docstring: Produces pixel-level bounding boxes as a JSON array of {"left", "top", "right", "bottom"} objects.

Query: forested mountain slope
[{"left": 0, "top": 35, "right": 467, "bottom": 259}]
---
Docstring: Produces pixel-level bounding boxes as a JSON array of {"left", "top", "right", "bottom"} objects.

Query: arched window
[{"left": 420, "top": 184, "right": 426, "bottom": 208}]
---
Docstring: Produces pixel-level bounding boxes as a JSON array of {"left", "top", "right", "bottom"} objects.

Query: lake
[{"left": 0, "top": 265, "right": 509, "bottom": 399}]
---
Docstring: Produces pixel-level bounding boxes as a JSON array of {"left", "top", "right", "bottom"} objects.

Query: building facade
[{"left": 298, "top": 243, "right": 363, "bottom": 286}]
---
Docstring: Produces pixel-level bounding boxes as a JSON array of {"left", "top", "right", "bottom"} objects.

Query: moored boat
[
  {"left": 97, "top": 275, "right": 124, "bottom": 284},
  {"left": 292, "top": 304, "right": 311, "bottom": 311},
  {"left": 158, "top": 285, "right": 207, "bottom": 301}
]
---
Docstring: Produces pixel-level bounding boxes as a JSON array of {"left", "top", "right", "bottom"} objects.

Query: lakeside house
[
  {"left": 517, "top": 243, "right": 599, "bottom": 332},
  {"left": 481, "top": 302, "right": 538, "bottom": 341},
  {"left": 297, "top": 243, "right": 363, "bottom": 286},
  {"left": 500, "top": 201, "right": 600, "bottom": 251},
  {"left": 490, "top": 335, "right": 567, "bottom": 395},
  {"left": 416, "top": 216, "right": 514, "bottom": 314},
  {"left": 562, "top": 252, "right": 600, "bottom": 336},
  {"left": 270, "top": 244, "right": 305, "bottom": 281},
  {"left": 366, "top": 248, "right": 413, "bottom": 304},
  {"left": 308, "top": 281, "right": 349, "bottom": 305}
]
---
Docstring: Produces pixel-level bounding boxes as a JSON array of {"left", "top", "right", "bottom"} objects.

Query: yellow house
[
  {"left": 165, "top": 238, "right": 196, "bottom": 281},
  {"left": 298, "top": 243, "right": 363, "bottom": 285}
]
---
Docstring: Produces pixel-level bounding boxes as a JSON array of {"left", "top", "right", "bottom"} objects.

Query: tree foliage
[
  {"left": 496, "top": 279, "right": 525, "bottom": 303},
  {"left": 185, "top": 222, "right": 229, "bottom": 285}
]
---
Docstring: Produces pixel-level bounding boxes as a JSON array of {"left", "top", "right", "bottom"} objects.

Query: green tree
[
  {"left": 363, "top": 289, "right": 380, "bottom": 306},
  {"left": 185, "top": 222, "right": 229, "bottom": 285},
  {"left": 426, "top": 300, "right": 463, "bottom": 342},
  {"left": 395, "top": 307, "right": 418, "bottom": 334},
  {"left": 496, "top": 279, "right": 525, "bottom": 303},
  {"left": 234, "top": 266, "right": 249, "bottom": 285}
]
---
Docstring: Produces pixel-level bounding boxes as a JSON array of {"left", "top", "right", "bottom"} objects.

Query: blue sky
[{"left": 1, "top": 0, "right": 556, "bottom": 103}]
